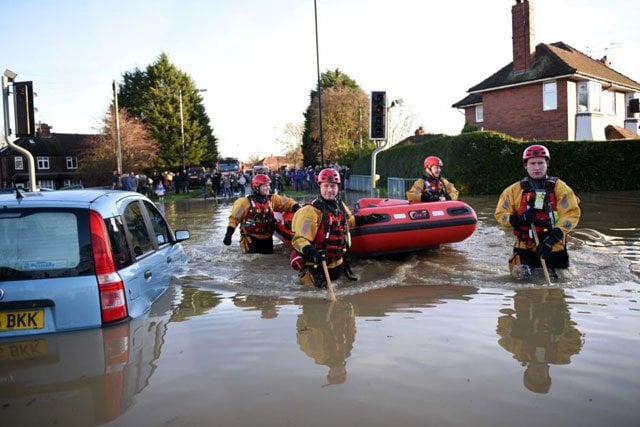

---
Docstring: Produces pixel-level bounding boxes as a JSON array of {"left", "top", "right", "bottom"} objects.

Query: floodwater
[{"left": 1, "top": 191, "right": 639, "bottom": 427}]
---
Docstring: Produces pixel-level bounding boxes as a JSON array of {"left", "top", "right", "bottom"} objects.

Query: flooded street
[{"left": 2, "top": 191, "right": 639, "bottom": 427}]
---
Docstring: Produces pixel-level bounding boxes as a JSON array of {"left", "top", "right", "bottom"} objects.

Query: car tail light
[{"left": 90, "top": 210, "right": 128, "bottom": 324}]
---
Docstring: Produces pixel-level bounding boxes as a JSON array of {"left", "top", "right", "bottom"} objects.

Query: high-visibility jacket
[
  {"left": 406, "top": 175, "right": 459, "bottom": 202},
  {"left": 291, "top": 198, "right": 357, "bottom": 269},
  {"left": 228, "top": 193, "right": 299, "bottom": 239},
  {"left": 494, "top": 176, "right": 581, "bottom": 251}
]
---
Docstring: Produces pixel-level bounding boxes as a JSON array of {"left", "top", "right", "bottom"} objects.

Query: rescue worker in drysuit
[
  {"left": 290, "top": 168, "right": 383, "bottom": 288},
  {"left": 223, "top": 173, "right": 301, "bottom": 254},
  {"left": 406, "top": 156, "right": 459, "bottom": 202},
  {"left": 494, "top": 145, "right": 581, "bottom": 278}
]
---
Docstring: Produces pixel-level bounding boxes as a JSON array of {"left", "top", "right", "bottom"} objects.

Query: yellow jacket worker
[
  {"left": 407, "top": 156, "right": 459, "bottom": 202},
  {"left": 290, "top": 168, "right": 382, "bottom": 288},
  {"left": 494, "top": 145, "right": 581, "bottom": 278},
  {"left": 224, "top": 174, "right": 300, "bottom": 254}
]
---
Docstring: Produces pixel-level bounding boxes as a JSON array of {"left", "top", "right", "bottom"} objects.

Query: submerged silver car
[{"left": 0, "top": 189, "right": 189, "bottom": 338}]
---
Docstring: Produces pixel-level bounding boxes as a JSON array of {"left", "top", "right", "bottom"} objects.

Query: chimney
[
  {"left": 512, "top": 0, "right": 535, "bottom": 72},
  {"left": 36, "top": 122, "right": 52, "bottom": 138},
  {"left": 599, "top": 55, "right": 611, "bottom": 67}
]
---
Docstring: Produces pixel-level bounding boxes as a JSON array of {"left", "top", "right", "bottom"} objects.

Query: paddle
[
  {"left": 530, "top": 223, "right": 552, "bottom": 286},
  {"left": 322, "top": 260, "right": 337, "bottom": 302}
]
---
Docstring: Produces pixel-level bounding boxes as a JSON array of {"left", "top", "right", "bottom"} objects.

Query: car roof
[{"left": 0, "top": 189, "right": 147, "bottom": 213}]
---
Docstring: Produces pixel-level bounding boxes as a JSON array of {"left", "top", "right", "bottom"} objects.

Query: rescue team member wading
[
  {"left": 224, "top": 174, "right": 301, "bottom": 254},
  {"left": 406, "top": 156, "right": 459, "bottom": 202},
  {"left": 494, "top": 145, "right": 581, "bottom": 278},
  {"left": 290, "top": 168, "right": 383, "bottom": 288}
]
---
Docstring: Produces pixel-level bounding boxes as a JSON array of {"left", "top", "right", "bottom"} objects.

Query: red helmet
[
  {"left": 522, "top": 145, "right": 550, "bottom": 162},
  {"left": 317, "top": 168, "right": 341, "bottom": 184},
  {"left": 424, "top": 156, "right": 443, "bottom": 169},
  {"left": 252, "top": 174, "right": 271, "bottom": 189}
]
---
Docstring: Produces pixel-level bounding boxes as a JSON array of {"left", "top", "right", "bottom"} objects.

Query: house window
[
  {"left": 577, "top": 82, "right": 588, "bottom": 112},
  {"left": 14, "top": 156, "right": 24, "bottom": 170},
  {"left": 66, "top": 156, "right": 78, "bottom": 169},
  {"left": 37, "top": 156, "right": 50, "bottom": 170},
  {"left": 475, "top": 105, "right": 484, "bottom": 123},
  {"left": 37, "top": 179, "right": 55, "bottom": 190},
  {"left": 63, "top": 179, "right": 82, "bottom": 188},
  {"left": 543, "top": 81, "right": 557, "bottom": 111},
  {"left": 601, "top": 89, "right": 615, "bottom": 115}
]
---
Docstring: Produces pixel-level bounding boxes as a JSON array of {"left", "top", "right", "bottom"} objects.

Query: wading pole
[
  {"left": 530, "top": 224, "right": 552, "bottom": 286},
  {"left": 322, "top": 260, "right": 337, "bottom": 302}
]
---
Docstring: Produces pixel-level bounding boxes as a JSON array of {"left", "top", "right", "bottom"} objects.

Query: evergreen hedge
[{"left": 351, "top": 131, "right": 640, "bottom": 195}]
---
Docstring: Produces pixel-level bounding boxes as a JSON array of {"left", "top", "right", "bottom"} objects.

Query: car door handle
[{"left": 144, "top": 270, "right": 153, "bottom": 279}]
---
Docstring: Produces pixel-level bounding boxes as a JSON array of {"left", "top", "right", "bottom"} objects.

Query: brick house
[
  {"left": 0, "top": 124, "right": 96, "bottom": 190},
  {"left": 452, "top": 0, "right": 640, "bottom": 141}
]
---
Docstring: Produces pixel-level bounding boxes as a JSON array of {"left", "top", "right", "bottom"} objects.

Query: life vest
[
  {"left": 243, "top": 195, "right": 275, "bottom": 236},
  {"left": 422, "top": 176, "right": 448, "bottom": 199},
  {"left": 310, "top": 198, "right": 349, "bottom": 265},
  {"left": 513, "top": 177, "right": 559, "bottom": 241}
]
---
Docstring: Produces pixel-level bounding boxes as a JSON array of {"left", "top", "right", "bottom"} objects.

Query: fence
[{"left": 347, "top": 175, "right": 417, "bottom": 199}]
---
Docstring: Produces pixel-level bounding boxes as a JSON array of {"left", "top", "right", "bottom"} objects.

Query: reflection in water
[
  {"left": 235, "top": 285, "right": 479, "bottom": 386},
  {"left": 496, "top": 288, "right": 583, "bottom": 394},
  {"left": 171, "top": 285, "right": 223, "bottom": 322},
  {"left": 295, "top": 300, "right": 356, "bottom": 385},
  {"left": 233, "top": 294, "right": 288, "bottom": 319},
  {"left": 0, "top": 285, "right": 223, "bottom": 426},
  {"left": 0, "top": 286, "right": 176, "bottom": 426}
]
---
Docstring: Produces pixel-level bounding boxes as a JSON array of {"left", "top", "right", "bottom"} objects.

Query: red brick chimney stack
[{"left": 512, "top": 0, "right": 535, "bottom": 72}]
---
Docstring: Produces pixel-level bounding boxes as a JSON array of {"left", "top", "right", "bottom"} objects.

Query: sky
[{"left": 2, "top": 0, "right": 639, "bottom": 163}]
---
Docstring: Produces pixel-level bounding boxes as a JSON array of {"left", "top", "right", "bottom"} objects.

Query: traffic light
[
  {"left": 369, "top": 91, "right": 387, "bottom": 140},
  {"left": 13, "top": 81, "right": 35, "bottom": 137}
]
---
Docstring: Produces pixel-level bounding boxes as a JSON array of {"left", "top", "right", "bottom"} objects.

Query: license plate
[
  {"left": 0, "top": 309, "right": 45, "bottom": 331},
  {"left": 0, "top": 339, "right": 48, "bottom": 363}
]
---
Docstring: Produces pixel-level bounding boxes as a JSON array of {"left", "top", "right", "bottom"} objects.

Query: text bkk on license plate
[{"left": 0, "top": 309, "right": 45, "bottom": 331}]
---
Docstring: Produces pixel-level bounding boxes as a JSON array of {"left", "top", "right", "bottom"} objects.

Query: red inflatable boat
[{"left": 275, "top": 197, "right": 477, "bottom": 257}]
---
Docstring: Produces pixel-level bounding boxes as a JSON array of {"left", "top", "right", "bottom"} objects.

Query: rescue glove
[
  {"left": 302, "top": 245, "right": 326, "bottom": 265},
  {"left": 355, "top": 213, "right": 384, "bottom": 226},
  {"left": 536, "top": 227, "right": 564, "bottom": 260},
  {"left": 223, "top": 226, "right": 234, "bottom": 246},
  {"left": 509, "top": 208, "right": 535, "bottom": 227},
  {"left": 421, "top": 192, "right": 440, "bottom": 202}
]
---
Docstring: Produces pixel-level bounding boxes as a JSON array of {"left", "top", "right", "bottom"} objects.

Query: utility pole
[
  {"left": 112, "top": 80, "right": 122, "bottom": 176},
  {"left": 179, "top": 89, "right": 185, "bottom": 174},
  {"left": 314, "top": 0, "right": 324, "bottom": 167}
]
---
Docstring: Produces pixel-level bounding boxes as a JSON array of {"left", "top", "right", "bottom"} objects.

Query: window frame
[
  {"left": 475, "top": 104, "right": 484, "bottom": 123},
  {"left": 36, "top": 156, "right": 50, "bottom": 170},
  {"left": 66, "top": 156, "right": 78, "bottom": 170},
  {"left": 543, "top": 81, "right": 557, "bottom": 111}
]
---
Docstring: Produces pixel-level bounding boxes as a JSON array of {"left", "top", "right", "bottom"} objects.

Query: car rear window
[{"left": 0, "top": 208, "right": 94, "bottom": 280}]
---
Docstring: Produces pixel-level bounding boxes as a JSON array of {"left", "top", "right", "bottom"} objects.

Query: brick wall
[{"left": 482, "top": 80, "right": 569, "bottom": 140}]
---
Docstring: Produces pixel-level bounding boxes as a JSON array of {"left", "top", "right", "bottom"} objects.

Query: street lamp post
[
  {"left": 2, "top": 69, "right": 38, "bottom": 191},
  {"left": 179, "top": 89, "right": 185, "bottom": 173}
]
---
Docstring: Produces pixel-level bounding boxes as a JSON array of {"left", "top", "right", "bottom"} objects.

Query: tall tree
[
  {"left": 80, "top": 107, "right": 158, "bottom": 186},
  {"left": 301, "top": 69, "right": 373, "bottom": 166},
  {"left": 118, "top": 53, "right": 217, "bottom": 170},
  {"left": 276, "top": 123, "right": 304, "bottom": 168}
]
